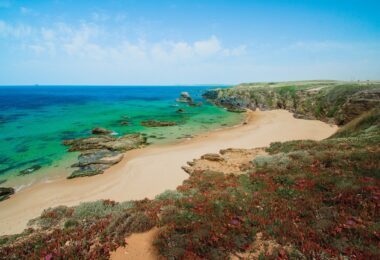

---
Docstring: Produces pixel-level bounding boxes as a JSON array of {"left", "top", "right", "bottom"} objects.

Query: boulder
[
  {"left": 91, "top": 127, "right": 113, "bottom": 135},
  {"left": 141, "top": 120, "right": 177, "bottom": 127},
  {"left": 0, "top": 187, "right": 15, "bottom": 201}
]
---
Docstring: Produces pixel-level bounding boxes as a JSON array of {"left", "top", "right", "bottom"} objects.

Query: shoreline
[{"left": 0, "top": 109, "right": 338, "bottom": 236}]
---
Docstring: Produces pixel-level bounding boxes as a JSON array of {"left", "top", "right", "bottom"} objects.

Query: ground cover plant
[{"left": 0, "top": 86, "right": 379, "bottom": 259}]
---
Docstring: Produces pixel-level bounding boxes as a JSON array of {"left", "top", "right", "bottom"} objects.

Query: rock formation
[
  {"left": 91, "top": 127, "right": 113, "bottom": 135},
  {"left": 176, "top": 92, "right": 193, "bottom": 103},
  {"left": 63, "top": 133, "right": 147, "bottom": 178},
  {"left": 0, "top": 187, "right": 14, "bottom": 201},
  {"left": 203, "top": 81, "right": 380, "bottom": 125}
]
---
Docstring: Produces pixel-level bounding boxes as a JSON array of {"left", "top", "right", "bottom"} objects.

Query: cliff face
[{"left": 203, "top": 80, "right": 380, "bottom": 125}]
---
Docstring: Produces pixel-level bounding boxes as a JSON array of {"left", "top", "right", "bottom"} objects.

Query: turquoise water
[{"left": 0, "top": 86, "right": 243, "bottom": 189}]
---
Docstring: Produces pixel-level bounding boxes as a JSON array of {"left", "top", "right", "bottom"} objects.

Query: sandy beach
[{"left": 0, "top": 109, "right": 337, "bottom": 236}]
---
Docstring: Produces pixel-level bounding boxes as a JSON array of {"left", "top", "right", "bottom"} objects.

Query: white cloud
[
  {"left": 194, "top": 35, "right": 221, "bottom": 56},
  {"left": 0, "top": 20, "right": 251, "bottom": 84},
  {"left": 3, "top": 21, "right": 246, "bottom": 63}
]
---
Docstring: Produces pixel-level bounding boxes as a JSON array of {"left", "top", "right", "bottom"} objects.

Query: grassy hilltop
[
  {"left": 204, "top": 80, "right": 380, "bottom": 125},
  {"left": 1, "top": 81, "right": 379, "bottom": 259}
]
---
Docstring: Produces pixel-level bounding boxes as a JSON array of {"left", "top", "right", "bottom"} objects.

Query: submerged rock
[
  {"left": 91, "top": 127, "right": 113, "bottom": 135},
  {"left": 176, "top": 109, "right": 185, "bottom": 113},
  {"left": 119, "top": 121, "right": 129, "bottom": 126},
  {"left": 141, "top": 120, "right": 177, "bottom": 127},
  {"left": 63, "top": 133, "right": 147, "bottom": 179},
  {"left": 19, "top": 165, "right": 42, "bottom": 175},
  {"left": 0, "top": 187, "right": 15, "bottom": 201},
  {"left": 188, "top": 101, "right": 203, "bottom": 107}
]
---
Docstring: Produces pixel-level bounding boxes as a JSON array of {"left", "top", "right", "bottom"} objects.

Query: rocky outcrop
[
  {"left": 338, "top": 88, "right": 380, "bottom": 125},
  {"left": 92, "top": 127, "right": 113, "bottom": 135},
  {"left": 203, "top": 81, "right": 380, "bottom": 125},
  {"left": 176, "top": 92, "right": 193, "bottom": 103},
  {"left": 176, "top": 92, "right": 203, "bottom": 107},
  {"left": 182, "top": 148, "right": 265, "bottom": 175},
  {"left": 0, "top": 187, "right": 14, "bottom": 201},
  {"left": 141, "top": 120, "right": 177, "bottom": 127},
  {"left": 63, "top": 133, "right": 147, "bottom": 178}
]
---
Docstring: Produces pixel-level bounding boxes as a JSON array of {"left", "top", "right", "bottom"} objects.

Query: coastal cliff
[
  {"left": 203, "top": 80, "right": 380, "bottom": 125},
  {"left": 1, "top": 82, "right": 379, "bottom": 259}
]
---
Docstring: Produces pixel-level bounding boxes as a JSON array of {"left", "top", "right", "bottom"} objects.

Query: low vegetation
[
  {"left": 203, "top": 80, "right": 380, "bottom": 125},
  {"left": 154, "top": 108, "right": 380, "bottom": 259},
  {"left": 0, "top": 83, "right": 379, "bottom": 259}
]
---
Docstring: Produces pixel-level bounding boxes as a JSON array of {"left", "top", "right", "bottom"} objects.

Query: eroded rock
[
  {"left": 63, "top": 133, "right": 147, "bottom": 178},
  {"left": 92, "top": 127, "right": 113, "bottom": 135},
  {"left": 184, "top": 148, "right": 266, "bottom": 175},
  {"left": 0, "top": 187, "right": 14, "bottom": 201},
  {"left": 176, "top": 92, "right": 193, "bottom": 103}
]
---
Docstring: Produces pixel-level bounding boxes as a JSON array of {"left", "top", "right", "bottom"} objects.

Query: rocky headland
[{"left": 203, "top": 80, "right": 380, "bottom": 125}]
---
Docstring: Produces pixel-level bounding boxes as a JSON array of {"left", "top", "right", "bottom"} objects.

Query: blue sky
[{"left": 0, "top": 0, "right": 379, "bottom": 85}]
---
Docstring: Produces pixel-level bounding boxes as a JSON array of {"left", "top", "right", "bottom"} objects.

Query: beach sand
[
  {"left": 110, "top": 227, "right": 159, "bottom": 260},
  {"left": 0, "top": 110, "right": 338, "bottom": 235}
]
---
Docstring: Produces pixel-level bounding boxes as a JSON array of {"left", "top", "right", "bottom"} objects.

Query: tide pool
[{"left": 0, "top": 86, "right": 243, "bottom": 189}]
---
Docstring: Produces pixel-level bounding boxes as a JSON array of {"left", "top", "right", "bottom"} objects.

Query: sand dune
[{"left": 0, "top": 110, "right": 337, "bottom": 235}]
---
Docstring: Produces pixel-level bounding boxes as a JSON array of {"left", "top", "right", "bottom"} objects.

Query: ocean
[{"left": 0, "top": 86, "right": 243, "bottom": 190}]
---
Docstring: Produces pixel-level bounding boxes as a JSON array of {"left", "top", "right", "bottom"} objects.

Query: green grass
[{"left": 206, "top": 80, "right": 380, "bottom": 125}]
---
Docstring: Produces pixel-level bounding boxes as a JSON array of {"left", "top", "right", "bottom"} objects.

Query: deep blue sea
[{"left": 0, "top": 86, "right": 242, "bottom": 190}]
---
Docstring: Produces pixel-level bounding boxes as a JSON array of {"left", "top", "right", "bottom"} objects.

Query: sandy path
[
  {"left": 0, "top": 110, "right": 337, "bottom": 235},
  {"left": 110, "top": 228, "right": 159, "bottom": 260}
]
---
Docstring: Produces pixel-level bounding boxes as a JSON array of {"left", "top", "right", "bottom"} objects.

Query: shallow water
[{"left": 0, "top": 86, "right": 243, "bottom": 189}]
